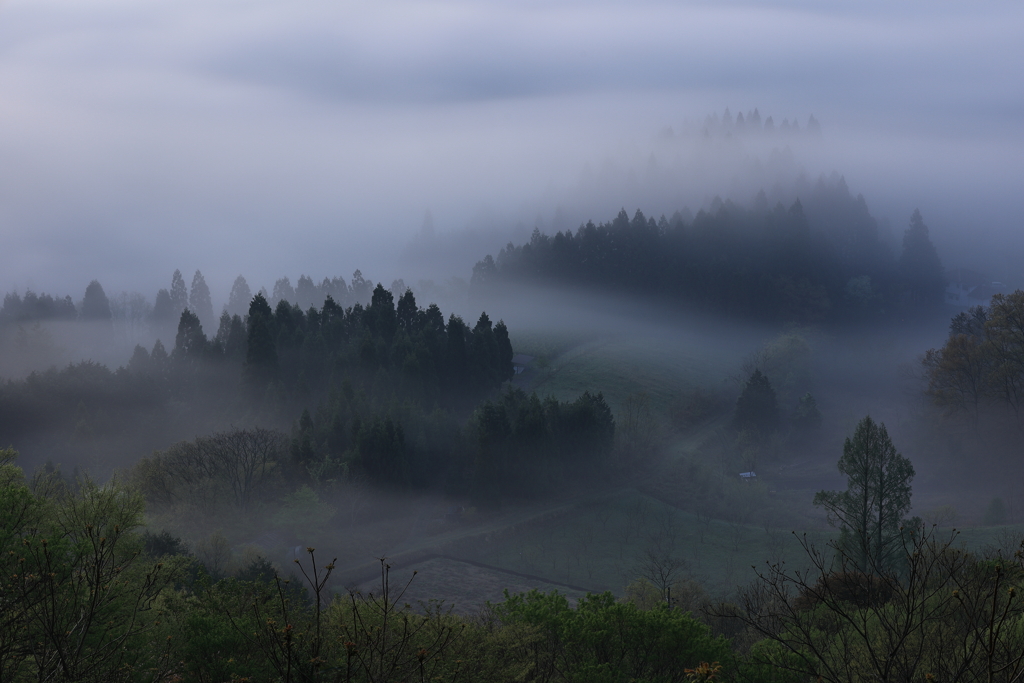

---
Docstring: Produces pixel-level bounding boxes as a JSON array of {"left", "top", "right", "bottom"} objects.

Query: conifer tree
[
  {"left": 226, "top": 275, "right": 252, "bottom": 318},
  {"left": 899, "top": 209, "right": 945, "bottom": 308},
  {"left": 80, "top": 280, "right": 112, "bottom": 321},
  {"left": 169, "top": 269, "right": 188, "bottom": 315},
  {"left": 189, "top": 270, "right": 215, "bottom": 331},
  {"left": 814, "top": 416, "right": 915, "bottom": 573}
]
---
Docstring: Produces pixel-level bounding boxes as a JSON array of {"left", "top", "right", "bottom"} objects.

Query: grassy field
[{"left": 511, "top": 330, "right": 740, "bottom": 420}]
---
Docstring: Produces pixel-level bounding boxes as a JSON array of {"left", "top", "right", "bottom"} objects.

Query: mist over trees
[
  {"left": 472, "top": 177, "right": 945, "bottom": 324},
  {"left": 0, "top": 269, "right": 625, "bottom": 502},
  {"left": 2, "top": 162, "right": 1023, "bottom": 682},
  {"left": 924, "top": 291, "right": 1024, "bottom": 422}
]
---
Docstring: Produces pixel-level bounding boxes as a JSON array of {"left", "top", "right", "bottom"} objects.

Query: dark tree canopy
[
  {"left": 899, "top": 209, "right": 945, "bottom": 308},
  {"left": 813, "top": 416, "right": 914, "bottom": 573},
  {"left": 734, "top": 369, "right": 780, "bottom": 435},
  {"left": 244, "top": 292, "right": 278, "bottom": 388},
  {"left": 470, "top": 179, "right": 928, "bottom": 324},
  {"left": 173, "top": 309, "right": 206, "bottom": 363},
  {"left": 80, "top": 280, "right": 112, "bottom": 321},
  {"left": 0, "top": 290, "right": 76, "bottom": 324}
]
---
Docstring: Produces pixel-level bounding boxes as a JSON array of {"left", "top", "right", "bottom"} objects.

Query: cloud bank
[{"left": 1, "top": 0, "right": 1021, "bottom": 302}]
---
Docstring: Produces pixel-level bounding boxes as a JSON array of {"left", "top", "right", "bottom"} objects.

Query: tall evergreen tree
[
  {"left": 899, "top": 209, "right": 945, "bottom": 308},
  {"left": 189, "top": 270, "right": 215, "bottom": 332},
  {"left": 173, "top": 309, "right": 206, "bottom": 363},
  {"left": 169, "top": 270, "right": 188, "bottom": 316},
  {"left": 368, "top": 284, "right": 396, "bottom": 341},
  {"left": 244, "top": 292, "right": 277, "bottom": 389},
  {"left": 80, "top": 280, "right": 112, "bottom": 322},
  {"left": 272, "top": 277, "right": 295, "bottom": 306},
  {"left": 494, "top": 320, "right": 515, "bottom": 382},
  {"left": 396, "top": 289, "right": 418, "bottom": 333},
  {"left": 813, "top": 416, "right": 915, "bottom": 573},
  {"left": 226, "top": 275, "right": 252, "bottom": 318}
]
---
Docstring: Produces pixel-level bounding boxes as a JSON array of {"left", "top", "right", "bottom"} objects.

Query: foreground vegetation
[{"left": 4, "top": 445, "right": 1024, "bottom": 682}]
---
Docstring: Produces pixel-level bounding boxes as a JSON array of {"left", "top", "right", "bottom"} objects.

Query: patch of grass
[
  {"left": 443, "top": 489, "right": 825, "bottom": 599},
  {"left": 520, "top": 336, "right": 737, "bottom": 429}
]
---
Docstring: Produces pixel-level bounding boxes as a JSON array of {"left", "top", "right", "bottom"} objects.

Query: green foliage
[
  {"left": 0, "top": 450, "right": 179, "bottom": 681},
  {"left": 814, "top": 416, "right": 914, "bottom": 573},
  {"left": 132, "top": 427, "right": 284, "bottom": 514},
  {"left": 493, "top": 589, "right": 734, "bottom": 682},
  {"left": 142, "top": 528, "right": 189, "bottom": 557},
  {"left": 739, "top": 527, "right": 1024, "bottom": 683},
  {"left": 738, "top": 640, "right": 809, "bottom": 683},
  {"left": 923, "top": 292, "right": 1024, "bottom": 423},
  {"left": 272, "top": 486, "right": 336, "bottom": 535}
]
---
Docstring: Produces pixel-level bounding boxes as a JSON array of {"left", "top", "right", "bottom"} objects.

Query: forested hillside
[
  {"left": 0, "top": 281, "right": 614, "bottom": 500},
  {"left": 472, "top": 179, "right": 945, "bottom": 324}
]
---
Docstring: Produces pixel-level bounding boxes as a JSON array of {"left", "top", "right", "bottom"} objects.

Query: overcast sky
[{"left": 1, "top": 0, "right": 1022, "bottom": 304}]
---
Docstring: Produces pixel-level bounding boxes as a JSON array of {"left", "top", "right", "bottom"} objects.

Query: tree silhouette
[
  {"left": 169, "top": 269, "right": 188, "bottom": 316},
  {"left": 899, "top": 209, "right": 945, "bottom": 308},
  {"left": 814, "top": 416, "right": 915, "bottom": 573},
  {"left": 244, "top": 292, "right": 277, "bottom": 389},
  {"left": 189, "top": 270, "right": 215, "bottom": 331},
  {"left": 734, "top": 369, "right": 779, "bottom": 435},
  {"left": 80, "top": 280, "right": 112, "bottom": 321},
  {"left": 226, "top": 275, "right": 252, "bottom": 317}
]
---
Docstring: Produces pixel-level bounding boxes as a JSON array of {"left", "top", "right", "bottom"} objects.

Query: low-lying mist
[{"left": 2, "top": 0, "right": 1023, "bottom": 631}]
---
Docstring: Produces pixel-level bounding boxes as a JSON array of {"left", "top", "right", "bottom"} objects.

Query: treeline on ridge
[
  {"left": 0, "top": 281, "right": 616, "bottom": 499},
  {"left": 472, "top": 178, "right": 945, "bottom": 324}
]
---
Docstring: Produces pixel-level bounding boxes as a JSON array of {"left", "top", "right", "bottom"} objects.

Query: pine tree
[
  {"left": 80, "top": 280, "right": 112, "bottom": 321},
  {"left": 813, "top": 416, "right": 915, "bottom": 573},
  {"left": 899, "top": 209, "right": 945, "bottom": 308},
  {"left": 189, "top": 270, "right": 215, "bottom": 332},
  {"left": 244, "top": 292, "right": 277, "bottom": 389},
  {"left": 169, "top": 270, "right": 188, "bottom": 316},
  {"left": 226, "top": 275, "right": 252, "bottom": 318}
]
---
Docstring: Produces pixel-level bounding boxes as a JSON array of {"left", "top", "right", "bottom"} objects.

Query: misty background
[
  {"left": 1, "top": 0, "right": 1022, "bottom": 307},
  {"left": 5, "top": 1, "right": 1024, "bottom": 653}
]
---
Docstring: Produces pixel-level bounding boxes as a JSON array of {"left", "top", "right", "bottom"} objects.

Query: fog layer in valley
[{"left": 3, "top": 0, "right": 1024, "bottom": 655}]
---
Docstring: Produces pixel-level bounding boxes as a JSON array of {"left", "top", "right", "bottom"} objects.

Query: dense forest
[
  {"left": 0, "top": 276, "right": 614, "bottom": 501},
  {"left": 472, "top": 178, "right": 945, "bottom": 324}
]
